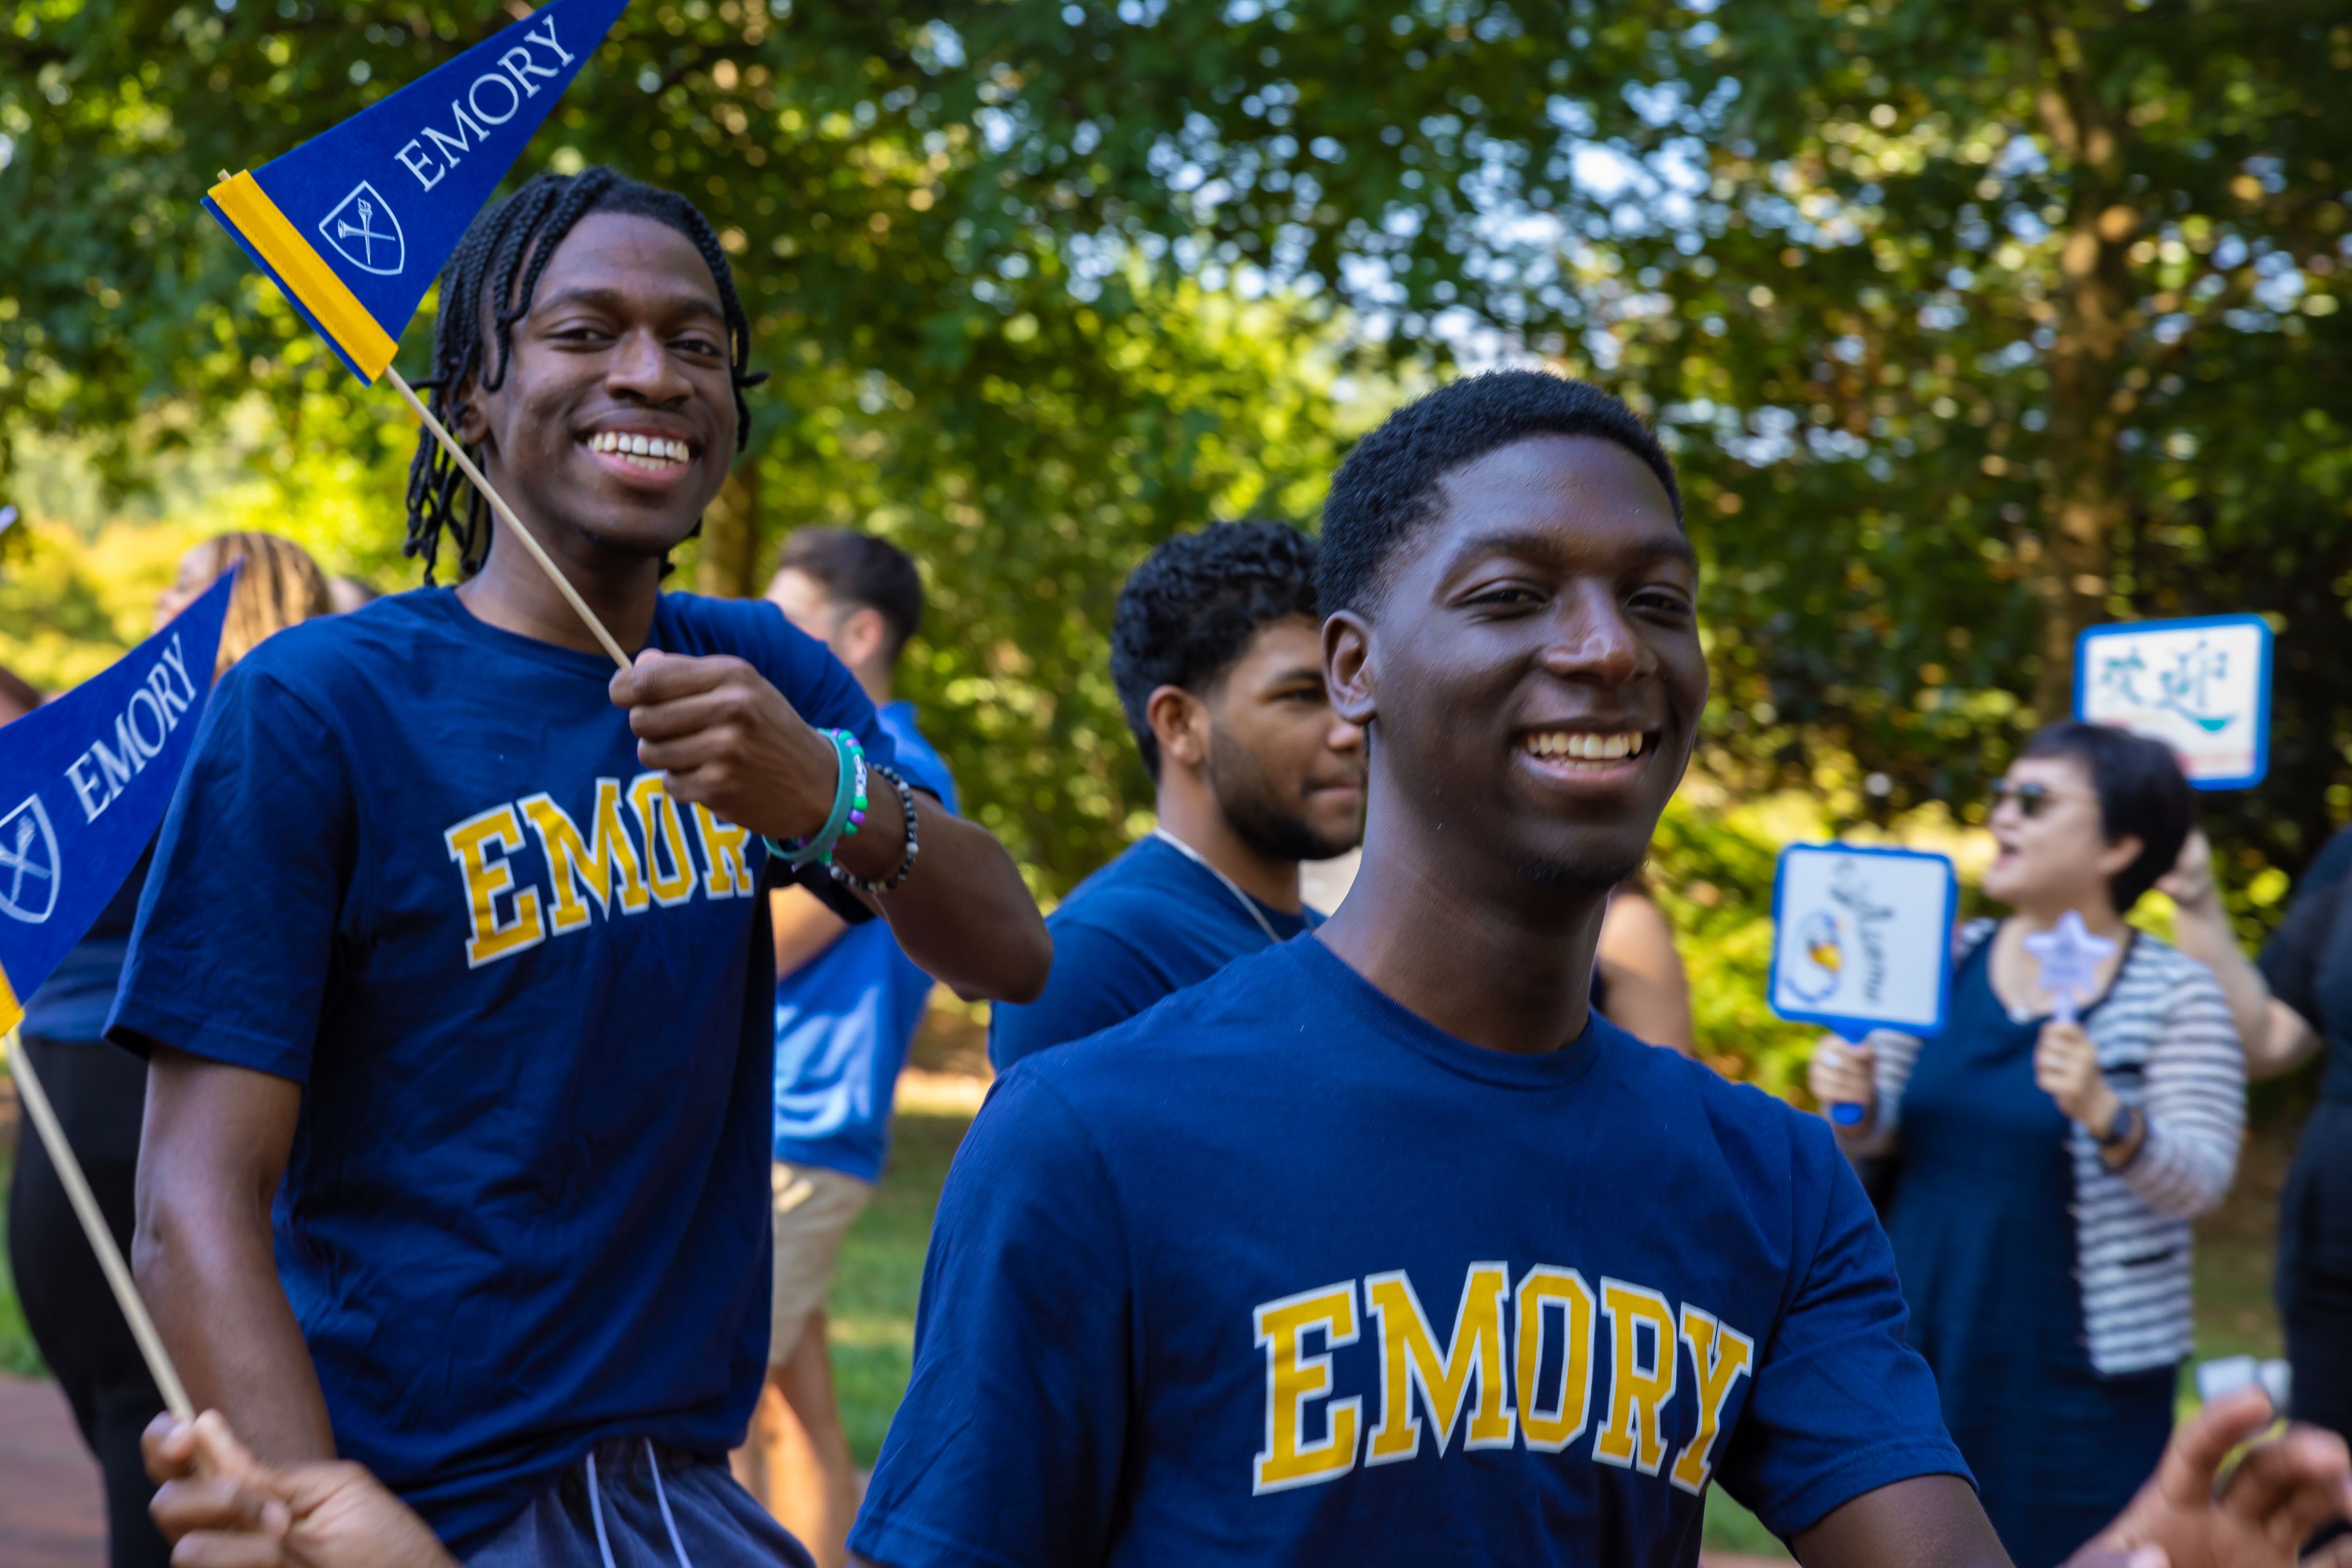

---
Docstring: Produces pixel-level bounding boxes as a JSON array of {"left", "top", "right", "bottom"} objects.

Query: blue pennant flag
[
  {"left": 0, "top": 572, "right": 236, "bottom": 1035},
  {"left": 203, "top": 0, "right": 630, "bottom": 384}
]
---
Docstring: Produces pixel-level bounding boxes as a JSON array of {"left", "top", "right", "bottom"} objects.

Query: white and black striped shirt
[{"left": 1849, "top": 920, "right": 2245, "bottom": 1375}]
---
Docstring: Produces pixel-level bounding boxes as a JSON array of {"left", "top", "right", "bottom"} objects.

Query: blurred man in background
[
  {"left": 744, "top": 530, "right": 958, "bottom": 1568},
  {"left": 988, "top": 521, "right": 1364, "bottom": 1068}
]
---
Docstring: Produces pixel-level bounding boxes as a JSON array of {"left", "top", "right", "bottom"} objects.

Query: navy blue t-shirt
[
  {"left": 107, "top": 587, "right": 893, "bottom": 1554},
  {"left": 988, "top": 835, "right": 1319, "bottom": 1070},
  {"left": 856, "top": 938, "right": 1967, "bottom": 1568}
]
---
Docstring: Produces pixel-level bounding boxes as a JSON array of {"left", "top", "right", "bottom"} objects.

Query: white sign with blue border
[
  {"left": 1769, "top": 843, "right": 1957, "bottom": 1040},
  {"left": 2075, "top": 613, "right": 2272, "bottom": 791}
]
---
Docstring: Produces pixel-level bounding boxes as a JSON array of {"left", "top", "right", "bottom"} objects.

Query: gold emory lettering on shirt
[
  {"left": 1251, "top": 1264, "right": 1754, "bottom": 1497},
  {"left": 442, "top": 773, "right": 753, "bottom": 969}
]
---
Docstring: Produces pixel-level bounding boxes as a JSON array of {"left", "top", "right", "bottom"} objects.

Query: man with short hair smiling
[
  {"left": 110, "top": 168, "right": 1048, "bottom": 1568},
  {"left": 988, "top": 521, "right": 1365, "bottom": 1068},
  {"left": 844, "top": 370, "right": 2319, "bottom": 1568}
]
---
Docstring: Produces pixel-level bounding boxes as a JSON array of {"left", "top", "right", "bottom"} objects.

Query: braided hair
[{"left": 403, "top": 167, "right": 763, "bottom": 581}]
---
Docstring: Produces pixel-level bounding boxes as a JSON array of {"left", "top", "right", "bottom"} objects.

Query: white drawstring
[
  {"left": 583, "top": 1442, "right": 696, "bottom": 1568},
  {"left": 645, "top": 1439, "right": 695, "bottom": 1568},
  {"left": 585, "top": 1450, "right": 619, "bottom": 1568}
]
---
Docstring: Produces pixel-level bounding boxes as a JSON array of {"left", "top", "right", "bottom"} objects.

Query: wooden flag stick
[
  {"left": 383, "top": 367, "right": 633, "bottom": 672},
  {"left": 5, "top": 1027, "right": 195, "bottom": 1423}
]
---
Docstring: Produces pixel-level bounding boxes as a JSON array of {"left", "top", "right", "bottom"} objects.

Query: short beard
[
  {"left": 1515, "top": 842, "right": 1647, "bottom": 897},
  {"left": 1205, "top": 721, "right": 1358, "bottom": 865}
]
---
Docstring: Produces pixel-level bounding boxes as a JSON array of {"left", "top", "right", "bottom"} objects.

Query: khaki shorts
[{"left": 768, "top": 1160, "right": 872, "bottom": 1364}]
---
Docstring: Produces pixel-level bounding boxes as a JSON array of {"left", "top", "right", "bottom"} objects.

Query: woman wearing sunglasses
[{"left": 1809, "top": 722, "right": 2246, "bottom": 1568}]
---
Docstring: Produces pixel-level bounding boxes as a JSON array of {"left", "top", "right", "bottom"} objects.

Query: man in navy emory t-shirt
[
  {"left": 854, "top": 373, "right": 2013, "bottom": 1568},
  {"left": 125, "top": 401, "right": 2352, "bottom": 1568},
  {"left": 109, "top": 169, "right": 1048, "bottom": 1566},
  {"left": 989, "top": 522, "right": 1364, "bottom": 1068}
]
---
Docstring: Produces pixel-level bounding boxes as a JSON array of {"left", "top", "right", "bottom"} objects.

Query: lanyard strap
[{"left": 1152, "top": 828, "right": 1283, "bottom": 947}]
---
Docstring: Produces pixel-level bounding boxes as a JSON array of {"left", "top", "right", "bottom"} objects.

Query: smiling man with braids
[{"left": 107, "top": 167, "right": 1049, "bottom": 1568}]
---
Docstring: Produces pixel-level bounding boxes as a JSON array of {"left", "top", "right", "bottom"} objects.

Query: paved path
[{"left": 0, "top": 1374, "right": 103, "bottom": 1568}]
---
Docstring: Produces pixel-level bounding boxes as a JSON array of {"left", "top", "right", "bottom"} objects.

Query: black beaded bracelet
[{"left": 830, "top": 764, "right": 920, "bottom": 895}]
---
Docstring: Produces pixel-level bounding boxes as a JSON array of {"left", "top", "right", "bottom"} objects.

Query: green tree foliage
[
  {"left": 0, "top": 0, "right": 1362, "bottom": 889},
  {"left": 6, "top": 0, "right": 2349, "bottom": 901},
  {"left": 845, "top": 0, "right": 2349, "bottom": 872}
]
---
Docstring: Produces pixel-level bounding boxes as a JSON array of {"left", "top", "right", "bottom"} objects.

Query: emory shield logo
[
  {"left": 0, "top": 794, "right": 60, "bottom": 925},
  {"left": 318, "top": 181, "right": 406, "bottom": 276}
]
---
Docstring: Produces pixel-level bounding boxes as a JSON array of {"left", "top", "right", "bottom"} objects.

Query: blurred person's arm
[
  {"left": 136, "top": 1049, "right": 338, "bottom": 1463},
  {"left": 2161, "top": 831, "right": 2321, "bottom": 1079},
  {"left": 772, "top": 885, "right": 850, "bottom": 978},
  {"left": 1594, "top": 888, "right": 1694, "bottom": 1053},
  {"left": 0, "top": 660, "right": 40, "bottom": 723}
]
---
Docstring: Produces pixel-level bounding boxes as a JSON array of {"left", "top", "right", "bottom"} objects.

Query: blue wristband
[{"left": 767, "top": 730, "right": 867, "bottom": 869}]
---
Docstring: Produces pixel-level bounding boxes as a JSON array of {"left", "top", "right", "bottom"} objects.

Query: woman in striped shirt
[{"left": 1809, "top": 722, "right": 2245, "bottom": 1568}]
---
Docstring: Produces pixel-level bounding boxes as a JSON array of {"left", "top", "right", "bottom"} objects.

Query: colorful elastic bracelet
[
  {"left": 831, "top": 765, "right": 921, "bottom": 895},
  {"left": 767, "top": 729, "right": 868, "bottom": 869}
]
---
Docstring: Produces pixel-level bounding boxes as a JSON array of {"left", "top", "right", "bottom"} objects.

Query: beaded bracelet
[
  {"left": 831, "top": 765, "right": 921, "bottom": 895},
  {"left": 767, "top": 729, "right": 868, "bottom": 869}
]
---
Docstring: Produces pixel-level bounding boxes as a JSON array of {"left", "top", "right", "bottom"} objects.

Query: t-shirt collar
[
  {"left": 416, "top": 585, "right": 649, "bottom": 678},
  {"left": 1291, "top": 931, "right": 1608, "bottom": 1090},
  {"left": 1142, "top": 834, "right": 1313, "bottom": 940}
]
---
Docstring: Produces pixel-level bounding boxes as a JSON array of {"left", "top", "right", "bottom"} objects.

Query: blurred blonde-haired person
[
  {"left": 6, "top": 530, "right": 334, "bottom": 1568},
  {"left": 153, "top": 530, "right": 335, "bottom": 676}
]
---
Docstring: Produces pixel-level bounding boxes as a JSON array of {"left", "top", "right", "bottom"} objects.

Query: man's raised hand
[
  {"left": 2065, "top": 1387, "right": 2352, "bottom": 1568},
  {"left": 610, "top": 648, "right": 841, "bottom": 842}
]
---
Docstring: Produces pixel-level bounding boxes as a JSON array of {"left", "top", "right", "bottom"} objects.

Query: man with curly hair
[{"left": 988, "top": 521, "right": 1367, "bottom": 1068}]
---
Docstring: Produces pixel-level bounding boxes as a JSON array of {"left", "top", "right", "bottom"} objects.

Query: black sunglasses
[{"left": 1988, "top": 780, "right": 2095, "bottom": 819}]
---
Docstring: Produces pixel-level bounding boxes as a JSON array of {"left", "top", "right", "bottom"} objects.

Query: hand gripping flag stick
[{"left": 3, "top": 1028, "right": 195, "bottom": 1422}]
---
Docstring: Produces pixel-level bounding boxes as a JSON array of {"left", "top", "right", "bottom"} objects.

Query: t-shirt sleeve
[
  {"left": 1715, "top": 1116, "right": 1971, "bottom": 1540},
  {"left": 987, "top": 917, "right": 1170, "bottom": 1071},
  {"left": 2258, "top": 827, "right": 2352, "bottom": 1029},
  {"left": 849, "top": 1070, "right": 1132, "bottom": 1568},
  {"left": 105, "top": 665, "right": 357, "bottom": 1082},
  {"left": 745, "top": 599, "right": 897, "bottom": 773}
]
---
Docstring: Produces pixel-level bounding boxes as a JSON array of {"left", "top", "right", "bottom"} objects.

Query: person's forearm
[
  {"left": 2167, "top": 896, "right": 2277, "bottom": 1061},
  {"left": 772, "top": 885, "right": 850, "bottom": 977},
  {"left": 845, "top": 792, "right": 1050, "bottom": 1002},
  {"left": 136, "top": 1188, "right": 336, "bottom": 1463}
]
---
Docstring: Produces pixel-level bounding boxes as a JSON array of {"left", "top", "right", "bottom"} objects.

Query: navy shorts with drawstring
[{"left": 466, "top": 1439, "right": 814, "bottom": 1568}]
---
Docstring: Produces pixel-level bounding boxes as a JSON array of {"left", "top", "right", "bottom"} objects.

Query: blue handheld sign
[
  {"left": 1769, "top": 842, "right": 1958, "bottom": 1126},
  {"left": 2076, "top": 613, "right": 2273, "bottom": 791}
]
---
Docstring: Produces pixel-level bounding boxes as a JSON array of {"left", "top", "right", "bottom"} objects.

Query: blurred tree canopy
[{"left": 5, "top": 0, "right": 2349, "bottom": 913}]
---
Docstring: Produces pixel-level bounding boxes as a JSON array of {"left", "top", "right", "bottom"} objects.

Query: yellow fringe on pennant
[{"left": 208, "top": 171, "right": 401, "bottom": 382}]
